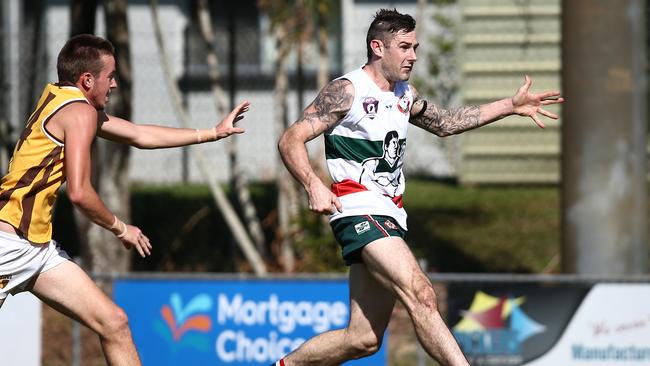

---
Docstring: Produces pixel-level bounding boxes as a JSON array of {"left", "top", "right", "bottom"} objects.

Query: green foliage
[
  {"left": 293, "top": 210, "right": 346, "bottom": 272},
  {"left": 53, "top": 180, "right": 562, "bottom": 273},
  {"left": 404, "top": 179, "right": 560, "bottom": 273}
]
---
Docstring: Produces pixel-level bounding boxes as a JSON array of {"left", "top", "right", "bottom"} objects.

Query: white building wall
[{"left": 40, "top": 1, "right": 456, "bottom": 184}]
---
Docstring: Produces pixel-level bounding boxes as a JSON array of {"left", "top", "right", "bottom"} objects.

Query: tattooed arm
[
  {"left": 278, "top": 79, "right": 354, "bottom": 214},
  {"left": 409, "top": 75, "right": 564, "bottom": 136}
]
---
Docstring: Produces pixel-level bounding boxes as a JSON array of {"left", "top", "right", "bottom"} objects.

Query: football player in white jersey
[{"left": 274, "top": 8, "right": 563, "bottom": 366}]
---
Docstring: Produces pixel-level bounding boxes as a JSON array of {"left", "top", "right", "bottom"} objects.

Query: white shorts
[{"left": 0, "top": 230, "right": 70, "bottom": 300}]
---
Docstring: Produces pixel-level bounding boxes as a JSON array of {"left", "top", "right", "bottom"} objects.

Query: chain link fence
[{"left": 1, "top": 1, "right": 471, "bottom": 184}]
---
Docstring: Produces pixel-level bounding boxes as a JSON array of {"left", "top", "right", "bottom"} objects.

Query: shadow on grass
[{"left": 407, "top": 207, "right": 489, "bottom": 273}]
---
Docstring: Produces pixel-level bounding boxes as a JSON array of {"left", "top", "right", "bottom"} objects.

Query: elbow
[
  {"left": 434, "top": 130, "right": 453, "bottom": 138},
  {"left": 134, "top": 142, "right": 153, "bottom": 150},
  {"left": 131, "top": 137, "right": 152, "bottom": 150},
  {"left": 67, "top": 187, "right": 87, "bottom": 206},
  {"left": 277, "top": 131, "right": 292, "bottom": 157},
  {"left": 130, "top": 127, "right": 154, "bottom": 149},
  {"left": 278, "top": 127, "right": 308, "bottom": 161},
  {"left": 432, "top": 124, "right": 457, "bottom": 137}
]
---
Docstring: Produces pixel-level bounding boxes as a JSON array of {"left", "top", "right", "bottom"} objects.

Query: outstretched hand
[
  {"left": 214, "top": 100, "right": 250, "bottom": 140},
  {"left": 512, "top": 75, "right": 564, "bottom": 128}
]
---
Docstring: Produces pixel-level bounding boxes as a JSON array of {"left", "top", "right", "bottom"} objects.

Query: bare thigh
[
  {"left": 27, "top": 260, "right": 120, "bottom": 332},
  {"left": 347, "top": 262, "right": 396, "bottom": 340},
  {"left": 361, "top": 236, "right": 430, "bottom": 306}
]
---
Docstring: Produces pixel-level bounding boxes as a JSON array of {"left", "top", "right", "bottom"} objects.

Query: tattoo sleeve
[
  {"left": 410, "top": 98, "right": 481, "bottom": 137},
  {"left": 296, "top": 79, "right": 353, "bottom": 139}
]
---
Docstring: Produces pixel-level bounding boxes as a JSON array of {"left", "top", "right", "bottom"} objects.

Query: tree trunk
[
  {"left": 69, "top": 0, "right": 132, "bottom": 274},
  {"left": 273, "top": 22, "right": 297, "bottom": 272},
  {"left": 68, "top": 0, "right": 99, "bottom": 270},
  {"left": 149, "top": 0, "right": 267, "bottom": 276},
  {"left": 23, "top": 0, "right": 46, "bottom": 132},
  {"left": 69, "top": 0, "right": 97, "bottom": 35},
  {"left": 312, "top": 0, "right": 331, "bottom": 182},
  {"left": 196, "top": 0, "right": 266, "bottom": 255},
  {"left": 93, "top": 0, "right": 132, "bottom": 273}
]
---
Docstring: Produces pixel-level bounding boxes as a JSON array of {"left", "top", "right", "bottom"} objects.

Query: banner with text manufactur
[
  {"left": 114, "top": 279, "right": 386, "bottom": 366},
  {"left": 447, "top": 283, "right": 650, "bottom": 366}
]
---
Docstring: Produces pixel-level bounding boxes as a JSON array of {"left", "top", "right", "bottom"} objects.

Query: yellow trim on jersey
[{"left": 0, "top": 84, "right": 88, "bottom": 243}]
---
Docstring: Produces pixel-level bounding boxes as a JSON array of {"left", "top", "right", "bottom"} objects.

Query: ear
[
  {"left": 370, "top": 39, "right": 384, "bottom": 58},
  {"left": 81, "top": 73, "right": 93, "bottom": 90}
]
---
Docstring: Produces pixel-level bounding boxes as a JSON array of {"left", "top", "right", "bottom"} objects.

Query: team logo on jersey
[
  {"left": 359, "top": 131, "right": 406, "bottom": 196},
  {"left": 397, "top": 95, "right": 411, "bottom": 114},
  {"left": 384, "top": 220, "right": 398, "bottom": 230},
  {"left": 362, "top": 97, "right": 379, "bottom": 119},
  {"left": 0, "top": 275, "right": 11, "bottom": 289},
  {"left": 355, "top": 221, "right": 371, "bottom": 234}
]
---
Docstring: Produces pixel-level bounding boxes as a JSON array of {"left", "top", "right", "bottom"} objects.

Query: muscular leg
[
  {"left": 362, "top": 237, "right": 468, "bottom": 366},
  {"left": 28, "top": 260, "right": 141, "bottom": 366},
  {"left": 282, "top": 263, "right": 396, "bottom": 366}
]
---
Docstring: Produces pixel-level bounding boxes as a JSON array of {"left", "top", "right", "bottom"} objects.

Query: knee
[
  {"left": 100, "top": 306, "right": 131, "bottom": 338},
  {"left": 414, "top": 284, "right": 439, "bottom": 312},
  {"left": 405, "top": 275, "right": 439, "bottom": 313},
  {"left": 347, "top": 331, "right": 383, "bottom": 359}
]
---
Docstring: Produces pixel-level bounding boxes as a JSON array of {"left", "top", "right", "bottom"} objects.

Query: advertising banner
[
  {"left": 524, "top": 284, "right": 650, "bottom": 365},
  {"left": 114, "top": 278, "right": 386, "bottom": 366},
  {"left": 447, "top": 283, "right": 650, "bottom": 365}
]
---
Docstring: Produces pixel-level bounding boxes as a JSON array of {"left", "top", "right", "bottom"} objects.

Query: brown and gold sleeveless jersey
[{"left": 0, "top": 84, "right": 88, "bottom": 243}]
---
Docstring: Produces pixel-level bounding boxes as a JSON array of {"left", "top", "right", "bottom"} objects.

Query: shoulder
[
  {"left": 58, "top": 101, "right": 97, "bottom": 119},
  {"left": 323, "top": 78, "right": 355, "bottom": 97},
  {"left": 54, "top": 102, "right": 99, "bottom": 131},
  {"left": 313, "top": 78, "right": 355, "bottom": 116}
]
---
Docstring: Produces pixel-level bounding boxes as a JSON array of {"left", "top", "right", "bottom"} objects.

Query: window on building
[{"left": 181, "top": 0, "right": 342, "bottom": 90}]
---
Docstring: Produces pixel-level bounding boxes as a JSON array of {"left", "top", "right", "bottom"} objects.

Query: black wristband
[{"left": 413, "top": 100, "right": 427, "bottom": 118}]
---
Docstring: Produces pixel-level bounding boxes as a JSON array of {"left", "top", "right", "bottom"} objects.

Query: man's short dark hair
[
  {"left": 57, "top": 34, "right": 115, "bottom": 84},
  {"left": 366, "top": 9, "right": 416, "bottom": 62}
]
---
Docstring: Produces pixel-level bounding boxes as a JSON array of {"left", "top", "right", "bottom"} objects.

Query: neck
[{"left": 362, "top": 64, "right": 394, "bottom": 91}]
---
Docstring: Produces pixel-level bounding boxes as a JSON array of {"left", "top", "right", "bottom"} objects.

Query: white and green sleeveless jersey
[{"left": 326, "top": 67, "right": 413, "bottom": 230}]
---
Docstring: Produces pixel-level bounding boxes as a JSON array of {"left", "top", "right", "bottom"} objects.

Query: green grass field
[{"left": 404, "top": 179, "right": 560, "bottom": 273}]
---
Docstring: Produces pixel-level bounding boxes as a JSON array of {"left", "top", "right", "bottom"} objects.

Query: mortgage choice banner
[{"left": 114, "top": 278, "right": 387, "bottom": 366}]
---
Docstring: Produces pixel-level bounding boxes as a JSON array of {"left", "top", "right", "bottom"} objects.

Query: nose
[
  {"left": 110, "top": 79, "right": 118, "bottom": 89},
  {"left": 410, "top": 48, "right": 417, "bottom": 62}
]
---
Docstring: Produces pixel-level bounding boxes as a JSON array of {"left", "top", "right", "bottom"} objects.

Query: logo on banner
[
  {"left": 156, "top": 293, "right": 213, "bottom": 351},
  {"left": 115, "top": 280, "right": 385, "bottom": 366},
  {"left": 452, "top": 291, "right": 546, "bottom": 364}
]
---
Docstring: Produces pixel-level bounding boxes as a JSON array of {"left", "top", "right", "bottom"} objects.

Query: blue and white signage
[
  {"left": 114, "top": 279, "right": 386, "bottom": 366},
  {"left": 524, "top": 284, "right": 650, "bottom": 365}
]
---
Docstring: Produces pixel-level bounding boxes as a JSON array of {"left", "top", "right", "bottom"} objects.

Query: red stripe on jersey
[
  {"left": 388, "top": 194, "right": 403, "bottom": 208},
  {"left": 332, "top": 180, "right": 402, "bottom": 208},
  {"left": 365, "top": 215, "right": 389, "bottom": 237},
  {"left": 331, "top": 179, "right": 368, "bottom": 197}
]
